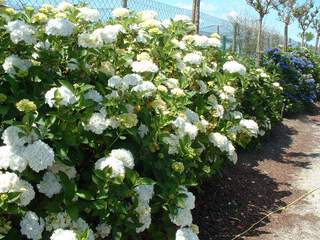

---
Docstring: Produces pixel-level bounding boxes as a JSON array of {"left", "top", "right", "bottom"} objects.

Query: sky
[{"left": 157, "top": 0, "right": 320, "bottom": 45}]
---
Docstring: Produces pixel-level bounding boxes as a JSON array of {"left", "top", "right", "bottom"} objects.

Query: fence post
[
  {"left": 122, "top": 0, "right": 128, "bottom": 8},
  {"left": 222, "top": 35, "right": 227, "bottom": 50}
]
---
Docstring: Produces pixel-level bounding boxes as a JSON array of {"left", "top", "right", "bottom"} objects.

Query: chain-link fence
[{"left": 6, "top": 0, "right": 233, "bottom": 44}]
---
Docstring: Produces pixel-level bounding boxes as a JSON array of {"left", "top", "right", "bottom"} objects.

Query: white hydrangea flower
[
  {"left": 163, "top": 134, "right": 180, "bottom": 155},
  {"left": 37, "top": 171, "right": 61, "bottom": 198},
  {"left": 45, "top": 19, "right": 75, "bottom": 37},
  {"left": 20, "top": 211, "right": 45, "bottom": 240},
  {"left": 95, "top": 157, "right": 125, "bottom": 178},
  {"left": 92, "top": 24, "right": 125, "bottom": 44},
  {"left": 45, "top": 86, "right": 77, "bottom": 107},
  {"left": 239, "top": 119, "right": 259, "bottom": 137},
  {"left": 25, "top": 140, "right": 55, "bottom": 173},
  {"left": 112, "top": 8, "right": 130, "bottom": 18},
  {"left": 136, "top": 202, "right": 152, "bottom": 233},
  {"left": 34, "top": 40, "right": 51, "bottom": 50},
  {"left": 131, "top": 81, "right": 157, "bottom": 97},
  {"left": 96, "top": 223, "right": 112, "bottom": 238},
  {"left": 183, "top": 52, "right": 203, "bottom": 65},
  {"left": 131, "top": 60, "right": 159, "bottom": 73},
  {"left": 223, "top": 60, "right": 246, "bottom": 75},
  {"left": 15, "top": 179, "right": 35, "bottom": 206},
  {"left": 8, "top": 148, "right": 28, "bottom": 172},
  {"left": 138, "top": 10, "right": 157, "bottom": 21},
  {"left": 185, "top": 109, "right": 200, "bottom": 124},
  {"left": 223, "top": 86, "right": 236, "bottom": 95},
  {"left": 78, "top": 32, "right": 104, "bottom": 48},
  {"left": 50, "top": 229, "right": 77, "bottom": 240},
  {"left": 175, "top": 227, "right": 199, "bottom": 240},
  {"left": 70, "top": 218, "right": 94, "bottom": 240},
  {"left": 138, "top": 124, "right": 149, "bottom": 138},
  {"left": 5, "top": 20, "right": 35, "bottom": 45},
  {"left": 208, "top": 37, "right": 221, "bottom": 47},
  {"left": 190, "top": 35, "right": 213, "bottom": 48},
  {"left": 50, "top": 162, "right": 77, "bottom": 179},
  {"left": 0, "top": 146, "right": 28, "bottom": 173},
  {"left": 0, "top": 146, "right": 10, "bottom": 170},
  {"left": 209, "top": 133, "right": 237, "bottom": 164},
  {"left": 123, "top": 74, "right": 143, "bottom": 86},
  {"left": 197, "top": 80, "right": 208, "bottom": 94},
  {"left": 110, "top": 149, "right": 134, "bottom": 169},
  {"left": 136, "top": 30, "right": 147, "bottom": 43},
  {"left": 213, "top": 104, "right": 224, "bottom": 118},
  {"left": 66, "top": 58, "right": 79, "bottom": 71},
  {"left": 84, "top": 89, "right": 103, "bottom": 103},
  {"left": 2, "top": 126, "right": 36, "bottom": 147},
  {"left": 172, "top": 117, "right": 198, "bottom": 140},
  {"left": 77, "top": 7, "right": 100, "bottom": 22},
  {"left": 180, "top": 186, "right": 195, "bottom": 210},
  {"left": 134, "top": 184, "right": 154, "bottom": 204},
  {"left": 2, "top": 55, "right": 32, "bottom": 75},
  {"left": 0, "top": 171, "right": 19, "bottom": 193},
  {"left": 57, "top": 1, "right": 74, "bottom": 11},
  {"left": 171, "top": 39, "right": 187, "bottom": 50},
  {"left": 173, "top": 15, "right": 191, "bottom": 22},
  {"left": 108, "top": 76, "right": 125, "bottom": 90},
  {"left": 209, "top": 132, "right": 229, "bottom": 151},
  {"left": 139, "top": 19, "right": 161, "bottom": 29},
  {"left": 232, "top": 111, "right": 243, "bottom": 120},
  {"left": 165, "top": 78, "right": 180, "bottom": 89},
  {"left": 170, "top": 208, "right": 193, "bottom": 227},
  {"left": 85, "top": 112, "right": 109, "bottom": 135}
]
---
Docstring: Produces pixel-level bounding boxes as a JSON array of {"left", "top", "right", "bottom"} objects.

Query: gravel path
[{"left": 193, "top": 106, "right": 320, "bottom": 240}]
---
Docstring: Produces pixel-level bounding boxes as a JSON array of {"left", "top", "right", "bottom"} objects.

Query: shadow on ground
[{"left": 193, "top": 123, "right": 301, "bottom": 240}]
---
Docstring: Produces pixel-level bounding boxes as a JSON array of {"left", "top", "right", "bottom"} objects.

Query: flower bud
[
  {"left": 16, "top": 99, "right": 37, "bottom": 112},
  {"left": 171, "top": 162, "right": 184, "bottom": 173}
]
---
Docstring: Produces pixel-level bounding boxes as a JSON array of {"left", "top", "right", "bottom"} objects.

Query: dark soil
[{"left": 193, "top": 104, "right": 320, "bottom": 240}]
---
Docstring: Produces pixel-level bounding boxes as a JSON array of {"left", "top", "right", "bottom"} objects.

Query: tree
[
  {"left": 293, "top": 0, "right": 319, "bottom": 47},
  {"left": 192, "top": 0, "right": 201, "bottom": 33},
  {"left": 246, "top": 0, "right": 278, "bottom": 66},
  {"left": 312, "top": 17, "right": 320, "bottom": 51},
  {"left": 227, "top": 11, "right": 240, "bottom": 53},
  {"left": 121, "top": 0, "right": 128, "bottom": 8},
  {"left": 273, "top": 0, "right": 296, "bottom": 51}
]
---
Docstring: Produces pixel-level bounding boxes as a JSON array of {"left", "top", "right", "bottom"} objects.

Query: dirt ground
[{"left": 193, "top": 105, "right": 320, "bottom": 240}]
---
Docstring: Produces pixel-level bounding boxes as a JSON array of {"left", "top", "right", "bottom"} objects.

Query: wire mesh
[{"left": 5, "top": 0, "right": 233, "bottom": 38}]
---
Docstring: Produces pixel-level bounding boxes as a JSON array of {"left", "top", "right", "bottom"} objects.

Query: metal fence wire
[{"left": 6, "top": 0, "right": 233, "bottom": 41}]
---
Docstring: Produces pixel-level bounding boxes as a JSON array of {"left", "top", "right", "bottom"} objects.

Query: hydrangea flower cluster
[{"left": 0, "top": 3, "right": 265, "bottom": 239}]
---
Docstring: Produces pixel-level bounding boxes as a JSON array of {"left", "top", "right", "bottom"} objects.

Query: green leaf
[
  {"left": 66, "top": 204, "right": 79, "bottom": 220},
  {"left": 59, "top": 79, "right": 74, "bottom": 92},
  {"left": 59, "top": 172, "right": 75, "bottom": 202},
  {"left": 76, "top": 189, "right": 94, "bottom": 200}
]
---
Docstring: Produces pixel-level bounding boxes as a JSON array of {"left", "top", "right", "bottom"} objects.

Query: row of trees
[
  {"left": 245, "top": 0, "right": 320, "bottom": 65},
  {"left": 190, "top": 0, "right": 320, "bottom": 66}
]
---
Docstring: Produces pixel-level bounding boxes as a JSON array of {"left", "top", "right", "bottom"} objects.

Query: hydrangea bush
[
  {"left": 238, "top": 67, "right": 284, "bottom": 139},
  {"left": 0, "top": 3, "right": 262, "bottom": 240},
  {"left": 264, "top": 48, "right": 318, "bottom": 114}
]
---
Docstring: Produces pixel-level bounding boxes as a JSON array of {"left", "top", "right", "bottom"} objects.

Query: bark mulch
[{"left": 193, "top": 104, "right": 320, "bottom": 240}]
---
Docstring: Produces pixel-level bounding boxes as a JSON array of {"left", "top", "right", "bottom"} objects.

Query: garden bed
[{"left": 193, "top": 104, "right": 320, "bottom": 240}]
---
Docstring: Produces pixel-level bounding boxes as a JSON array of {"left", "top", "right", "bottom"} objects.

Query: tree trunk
[
  {"left": 192, "top": 0, "right": 197, "bottom": 24},
  {"left": 122, "top": 0, "right": 128, "bottom": 8},
  {"left": 284, "top": 23, "right": 289, "bottom": 51},
  {"left": 315, "top": 32, "right": 319, "bottom": 52},
  {"left": 256, "top": 16, "right": 263, "bottom": 67},
  {"left": 195, "top": 0, "right": 201, "bottom": 34},
  {"left": 301, "top": 31, "right": 305, "bottom": 47},
  {"left": 232, "top": 23, "right": 238, "bottom": 53}
]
